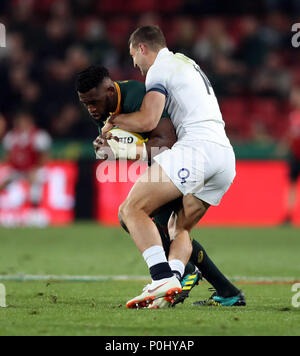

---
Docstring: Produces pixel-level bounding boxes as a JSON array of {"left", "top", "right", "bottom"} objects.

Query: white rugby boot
[
  {"left": 147, "top": 297, "right": 172, "bottom": 309},
  {"left": 126, "top": 276, "right": 182, "bottom": 309}
]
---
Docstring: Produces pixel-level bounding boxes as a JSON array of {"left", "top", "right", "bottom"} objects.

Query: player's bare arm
[
  {"left": 102, "top": 91, "right": 166, "bottom": 135},
  {"left": 145, "top": 117, "right": 177, "bottom": 158}
]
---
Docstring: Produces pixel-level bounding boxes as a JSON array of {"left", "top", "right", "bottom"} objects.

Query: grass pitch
[{"left": 0, "top": 223, "right": 300, "bottom": 336}]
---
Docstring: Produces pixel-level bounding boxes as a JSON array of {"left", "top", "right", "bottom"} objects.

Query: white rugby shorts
[{"left": 153, "top": 140, "right": 236, "bottom": 206}]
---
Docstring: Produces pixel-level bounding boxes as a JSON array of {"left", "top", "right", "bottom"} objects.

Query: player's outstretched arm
[{"left": 102, "top": 91, "right": 165, "bottom": 134}]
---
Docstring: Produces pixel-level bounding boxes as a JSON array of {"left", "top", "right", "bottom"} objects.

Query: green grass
[
  {"left": 0, "top": 223, "right": 300, "bottom": 336},
  {"left": 1, "top": 281, "right": 299, "bottom": 336}
]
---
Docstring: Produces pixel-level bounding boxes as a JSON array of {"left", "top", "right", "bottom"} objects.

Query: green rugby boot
[
  {"left": 172, "top": 267, "right": 202, "bottom": 307},
  {"left": 193, "top": 289, "right": 246, "bottom": 307}
]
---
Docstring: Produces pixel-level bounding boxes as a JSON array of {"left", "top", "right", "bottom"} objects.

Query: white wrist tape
[{"left": 107, "top": 140, "right": 148, "bottom": 161}]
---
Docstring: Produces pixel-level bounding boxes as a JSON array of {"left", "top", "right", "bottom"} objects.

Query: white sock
[
  {"left": 142, "top": 245, "right": 167, "bottom": 269},
  {"left": 169, "top": 259, "right": 185, "bottom": 278}
]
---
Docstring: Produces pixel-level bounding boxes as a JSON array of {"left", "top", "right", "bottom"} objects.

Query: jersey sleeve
[
  {"left": 2, "top": 133, "right": 12, "bottom": 151},
  {"left": 119, "top": 80, "right": 146, "bottom": 114},
  {"left": 34, "top": 131, "right": 52, "bottom": 152},
  {"left": 119, "top": 80, "right": 170, "bottom": 129},
  {"left": 145, "top": 65, "right": 168, "bottom": 97}
]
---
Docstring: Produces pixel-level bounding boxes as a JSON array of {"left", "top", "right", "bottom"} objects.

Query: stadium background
[{"left": 0, "top": 0, "right": 300, "bottom": 226}]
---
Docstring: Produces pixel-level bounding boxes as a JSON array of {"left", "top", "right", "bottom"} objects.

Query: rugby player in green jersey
[{"left": 75, "top": 65, "right": 245, "bottom": 308}]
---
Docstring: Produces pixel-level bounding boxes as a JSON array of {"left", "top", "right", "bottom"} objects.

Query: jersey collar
[
  {"left": 110, "top": 82, "right": 122, "bottom": 116},
  {"left": 155, "top": 47, "right": 170, "bottom": 62}
]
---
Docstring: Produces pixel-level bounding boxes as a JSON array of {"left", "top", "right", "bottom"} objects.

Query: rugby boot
[
  {"left": 193, "top": 288, "right": 246, "bottom": 307},
  {"left": 126, "top": 276, "right": 182, "bottom": 309}
]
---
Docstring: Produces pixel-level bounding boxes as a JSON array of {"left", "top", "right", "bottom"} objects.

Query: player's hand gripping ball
[{"left": 94, "top": 129, "right": 147, "bottom": 160}]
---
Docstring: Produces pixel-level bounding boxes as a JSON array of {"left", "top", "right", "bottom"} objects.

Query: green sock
[
  {"left": 184, "top": 261, "right": 197, "bottom": 276},
  {"left": 191, "top": 239, "right": 239, "bottom": 298}
]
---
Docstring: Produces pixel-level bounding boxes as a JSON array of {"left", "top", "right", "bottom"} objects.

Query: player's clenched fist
[{"left": 93, "top": 134, "right": 119, "bottom": 160}]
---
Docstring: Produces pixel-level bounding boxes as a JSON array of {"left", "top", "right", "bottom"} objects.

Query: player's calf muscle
[{"left": 176, "top": 196, "right": 209, "bottom": 232}]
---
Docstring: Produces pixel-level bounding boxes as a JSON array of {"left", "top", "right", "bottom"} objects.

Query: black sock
[
  {"left": 156, "top": 223, "right": 197, "bottom": 280},
  {"left": 191, "top": 239, "right": 240, "bottom": 298},
  {"left": 155, "top": 221, "right": 239, "bottom": 296},
  {"left": 172, "top": 270, "right": 182, "bottom": 281},
  {"left": 150, "top": 262, "right": 173, "bottom": 281}
]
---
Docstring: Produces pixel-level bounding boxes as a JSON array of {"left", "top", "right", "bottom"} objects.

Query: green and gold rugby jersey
[
  {"left": 95, "top": 80, "right": 170, "bottom": 139},
  {"left": 94, "top": 80, "right": 172, "bottom": 227},
  {"left": 115, "top": 81, "right": 173, "bottom": 227}
]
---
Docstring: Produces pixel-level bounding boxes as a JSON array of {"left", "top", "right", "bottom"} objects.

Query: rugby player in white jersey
[{"left": 102, "top": 26, "right": 237, "bottom": 309}]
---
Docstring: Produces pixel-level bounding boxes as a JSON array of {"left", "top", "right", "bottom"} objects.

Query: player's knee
[
  {"left": 118, "top": 201, "right": 129, "bottom": 224},
  {"left": 176, "top": 209, "right": 200, "bottom": 232},
  {"left": 119, "top": 198, "right": 140, "bottom": 224},
  {"left": 179, "top": 196, "right": 209, "bottom": 231},
  {"left": 177, "top": 216, "right": 197, "bottom": 232},
  {"left": 119, "top": 195, "right": 151, "bottom": 222}
]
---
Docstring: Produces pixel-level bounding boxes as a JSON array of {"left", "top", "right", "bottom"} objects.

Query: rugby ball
[{"left": 108, "top": 128, "right": 147, "bottom": 145}]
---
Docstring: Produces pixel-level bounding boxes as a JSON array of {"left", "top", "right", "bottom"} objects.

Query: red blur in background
[
  {"left": 0, "top": 162, "right": 78, "bottom": 226},
  {"left": 95, "top": 160, "right": 300, "bottom": 227}
]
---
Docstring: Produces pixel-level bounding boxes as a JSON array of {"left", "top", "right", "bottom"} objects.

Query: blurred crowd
[{"left": 0, "top": 0, "right": 300, "bottom": 142}]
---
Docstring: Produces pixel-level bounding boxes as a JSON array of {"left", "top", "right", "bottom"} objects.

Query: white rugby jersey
[
  {"left": 146, "top": 48, "right": 231, "bottom": 147},
  {"left": 3, "top": 129, "right": 52, "bottom": 152}
]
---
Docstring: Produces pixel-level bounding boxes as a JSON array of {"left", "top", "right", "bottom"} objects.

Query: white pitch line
[
  {"left": 0, "top": 274, "right": 149, "bottom": 282},
  {"left": 0, "top": 274, "right": 299, "bottom": 283},
  {"left": 229, "top": 276, "right": 300, "bottom": 283}
]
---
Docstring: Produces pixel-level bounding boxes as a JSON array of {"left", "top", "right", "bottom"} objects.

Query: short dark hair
[
  {"left": 75, "top": 65, "right": 110, "bottom": 93},
  {"left": 129, "top": 25, "right": 166, "bottom": 51}
]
